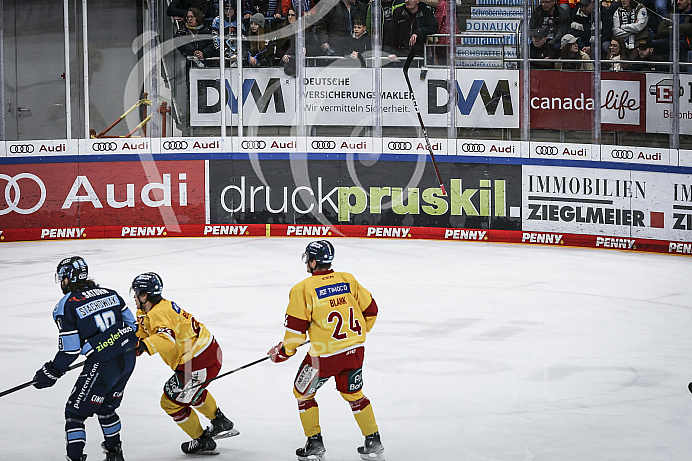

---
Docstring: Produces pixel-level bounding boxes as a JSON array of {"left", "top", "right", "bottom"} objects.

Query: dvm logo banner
[{"left": 189, "top": 67, "right": 519, "bottom": 129}]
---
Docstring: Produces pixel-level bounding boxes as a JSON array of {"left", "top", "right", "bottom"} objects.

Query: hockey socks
[
  {"left": 344, "top": 394, "right": 378, "bottom": 437},
  {"left": 298, "top": 398, "right": 321, "bottom": 437},
  {"left": 65, "top": 415, "right": 87, "bottom": 461},
  {"left": 98, "top": 411, "right": 122, "bottom": 450}
]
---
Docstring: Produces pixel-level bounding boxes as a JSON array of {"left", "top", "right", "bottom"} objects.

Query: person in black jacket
[
  {"left": 314, "top": 0, "right": 367, "bottom": 55},
  {"left": 568, "top": 0, "right": 614, "bottom": 56},
  {"left": 529, "top": 0, "right": 571, "bottom": 50},
  {"left": 384, "top": 0, "right": 438, "bottom": 59},
  {"left": 175, "top": 8, "right": 216, "bottom": 67}
]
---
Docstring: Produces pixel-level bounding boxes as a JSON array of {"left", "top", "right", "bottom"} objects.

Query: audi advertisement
[
  {"left": 0, "top": 161, "right": 205, "bottom": 230},
  {"left": 522, "top": 165, "right": 692, "bottom": 241},
  {"left": 207, "top": 158, "right": 523, "bottom": 229}
]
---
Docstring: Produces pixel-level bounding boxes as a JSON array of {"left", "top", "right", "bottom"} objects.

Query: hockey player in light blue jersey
[{"left": 32, "top": 256, "right": 137, "bottom": 461}]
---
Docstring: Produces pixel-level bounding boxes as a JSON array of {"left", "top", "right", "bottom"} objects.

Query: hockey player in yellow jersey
[
  {"left": 268, "top": 240, "right": 385, "bottom": 461},
  {"left": 132, "top": 272, "right": 239, "bottom": 455}
]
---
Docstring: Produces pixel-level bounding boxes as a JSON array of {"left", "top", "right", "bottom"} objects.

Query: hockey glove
[
  {"left": 135, "top": 340, "right": 150, "bottom": 357},
  {"left": 33, "top": 361, "right": 63, "bottom": 389},
  {"left": 268, "top": 342, "right": 291, "bottom": 363}
]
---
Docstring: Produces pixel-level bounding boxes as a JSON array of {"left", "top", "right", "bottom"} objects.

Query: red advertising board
[
  {"left": 0, "top": 160, "right": 205, "bottom": 231},
  {"left": 527, "top": 71, "right": 646, "bottom": 132}
]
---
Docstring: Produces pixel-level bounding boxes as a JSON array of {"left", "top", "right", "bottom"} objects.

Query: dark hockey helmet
[
  {"left": 302, "top": 240, "right": 335, "bottom": 265},
  {"left": 55, "top": 256, "right": 88, "bottom": 284},
  {"left": 131, "top": 272, "right": 163, "bottom": 296}
]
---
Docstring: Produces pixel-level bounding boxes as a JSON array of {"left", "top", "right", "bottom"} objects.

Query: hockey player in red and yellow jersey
[
  {"left": 268, "top": 240, "right": 385, "bottom": 461},
  {"left": 132, "top": 272, "right": 239, "bottom": 455}
]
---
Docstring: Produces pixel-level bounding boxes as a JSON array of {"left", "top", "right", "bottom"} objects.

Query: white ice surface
[{"left": 0, "top": 238, "right": 691, "bottom": 460}]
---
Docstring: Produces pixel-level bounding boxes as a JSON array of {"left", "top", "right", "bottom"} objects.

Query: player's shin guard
[
  {"left": 343, "top": 392, "right": 378, "bottom": 436},
  {"left": 161, "top": 393, "right": 204, "bottom": 439},
  {"left": 297, "top": 398, "right": 321, "bottom": 437},
  {"left": 65, "top": 414, "right": 87, "bottom": 461},
  {"left": 98, "top": 411, "right": 122, "bottom": 450}
]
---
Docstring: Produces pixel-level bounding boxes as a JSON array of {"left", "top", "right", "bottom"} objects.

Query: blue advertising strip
[{"left": 3, "top": 152, "right": 692, "bottom": 175}]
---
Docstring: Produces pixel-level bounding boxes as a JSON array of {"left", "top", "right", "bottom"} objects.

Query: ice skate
[
  {"left": 66, "top": 456, "right": 87, "bottom": 461},
  {"left": 101, "top": 441, "right": 125, "bottom": 461},
  {"left": 181, "top": 430, "right": 219, "bottom": 455},
  {"left": 357, "top": 432, "right": 385, "bottom": 461},
  {"left": 207, "top": 407, "right": 239, "bottom": 440},
  {"left": 296, "top": 433, "right": 326, "bottom": 461}
]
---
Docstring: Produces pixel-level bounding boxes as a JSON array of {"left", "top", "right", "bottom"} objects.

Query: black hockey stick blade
[
  {"left": 0, "top": 360, "right": 86, "bottom": 398},
  {"left": 402, "top": 48, "right": 447, "bottom": 196}
]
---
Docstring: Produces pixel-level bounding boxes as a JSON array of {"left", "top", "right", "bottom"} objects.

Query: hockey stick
[
  {"left": 189, "top": 341, "right": 311, "bottom": 391},
  {"left": 688, "top": 382, "right": 692, "bottom": 394},
  {"left": 402, "top": 48, "right": 447, "bottom": 196},
  {"left": 0, "top": 360, "right": 86, "bottom": 398}
]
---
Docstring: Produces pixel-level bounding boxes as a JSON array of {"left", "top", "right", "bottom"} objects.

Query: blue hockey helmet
[
  {"left": 55, "top": 256, "right": 88, "bottom": 284},
  {"left": 303, "top": 240, "right": 335, "bottom": 265},
  {"left": 131, "top": 272, "right": 163, "bottom": 297}
]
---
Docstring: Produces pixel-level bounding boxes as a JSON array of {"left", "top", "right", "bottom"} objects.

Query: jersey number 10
[
  {"left": 94, "top": 311, "right": 116, "bottom": 332},
  {"left": 328, "top": 307, "right": 362, "bottom": 340}
]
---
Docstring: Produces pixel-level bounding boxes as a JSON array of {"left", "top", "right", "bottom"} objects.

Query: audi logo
[
  {"left": 610, "top": 149, "right": 634, "bottom": 159},
  {"left": 460, "top": 143, "right": 485, "bottom": 153},
  {"left": 92, "top": 142, "right": 118, "bottom": 152},
  {"left": 0, "top": 173, "right": 46, "bottom": 215},
  {"left": 241, "top": 140, "right": 266, "bottom": 150},
  {"left": 387, "top": 141, "right": 412, "bottom": 151},
  {"left": 9, "top": 144, "right": 35, "bottom": 154},
  {"left": 311, "top": 141, "right": 336, "bottom": 150},
  {"left": 535, "top": 145, "right": 559, "bottom": 155},
  {"left": 162, "top": 141, "right": 188, "bottom": 150}
]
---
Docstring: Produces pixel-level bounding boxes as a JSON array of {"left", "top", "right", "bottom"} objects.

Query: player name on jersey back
[{"left": 76, "top": 294, "right": 120, "bottom": 319}]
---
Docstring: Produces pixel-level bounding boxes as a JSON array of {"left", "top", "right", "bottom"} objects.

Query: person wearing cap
[
  {"left": 530, "top": 29, "right": 557, "bottom": 69},
  {"left": 245, "top": 13, "right": 272, "bottom": 66},
  {"left": 568, "top": 0, "right": 614, "bottom": 56},
  {"left": 314, "top": 0, "right": 367, "bottom": 56},
  {"left": 556, "top": 33, "right": 595, "bottom": 69},
  {"left": 530, "top": 0, "right": 571, "bottom": 50},
  {"left": 613, "top": 0, "right": 649, "bottom": 50},
  {"left": 629, "top": 35, "right": 669, "bottom": 70}
]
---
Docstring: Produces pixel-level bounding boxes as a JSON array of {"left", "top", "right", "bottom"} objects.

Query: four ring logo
[
  {"left": 92, "top": 142, "right": 118, "bottom": 152},
  {"left": 387, "top": 141, "right": 412, "bottom": 151},
  {"left": 610, "top": 149, "right": 634, "bottom": 159},
  {"left": 311, "top": 141, "right": 336, "bottom": 150},
  {"left": 162, "top": 141, "right": 188, "bottom": 150},
  {"left": 8, "top": 144, "right": 35, "bottom": 154},
  {"left": 460, "top": 143, "right": 485, "bottom": 153},
  {"left": 0, "top": 173, "right": 46, "bottom": 215},
  {"left": 241, "top": 140, "right": 266, "bottom": 150},
  {"left": 534, "top": 145, "right": 559, "bottom": 155}
]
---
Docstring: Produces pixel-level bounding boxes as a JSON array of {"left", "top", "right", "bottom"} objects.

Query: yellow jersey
[
  {"left": 136, "top": 299, "right": 213, "bottom": 370},
  {"left": 283, "top": 270, "right": 378, "bottom": 358}
]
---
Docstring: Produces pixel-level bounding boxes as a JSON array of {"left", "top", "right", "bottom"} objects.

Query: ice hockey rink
[{"left": 0, "top": 237, "right": 691, "bottom": 461}]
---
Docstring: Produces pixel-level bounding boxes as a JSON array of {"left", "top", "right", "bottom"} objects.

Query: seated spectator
[
  {"left": 604, "top": 37, "right": 629, "bottom": 70},
  {"left": 530, "top": 29, "right": 557, "bottom": 69},
  {"left": 657, "top": 0, "right": 692, "bottom": 61},
  {"left": 349, "top": 17, "right": 372, "bottom": 65},
  {"left": 245, "top": 13, "right": 272, "bottom": 66},
  {"left": 314, "top": 0, "right": 367, "bottom": 56},
  {"left": 211, "top": 3, "right": 243, "bottom": 65},
  {"left": 168, "top": 0, "right": 216, "bottom": 22},
  {"left": 529, "top": 0, "right": 571, "bottom": 51},
  {"left": 613, "top": 0, "right": 649, "bottom": 50},
  {"left": 629, "top": 35, "right": 668, "bottom": 70},
  {"left": 555, "top": 33, "right": 595, "bottom": 69},
  {"left": 175, "top": 8, "right": 215, "bottom": 67},
  {"left": 569, "top": 0, "right": 614, "bottom": 56},
  {"left": 384, "top": 0, "right": 438, "bottom": 59}
]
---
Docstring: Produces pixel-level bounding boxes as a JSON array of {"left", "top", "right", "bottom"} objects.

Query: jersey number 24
[{"left": 328, "top": 306, "right": 362, "bottom": 340}]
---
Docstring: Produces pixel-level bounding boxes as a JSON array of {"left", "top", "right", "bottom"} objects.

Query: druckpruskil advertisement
[
  {"left": 207, "top": 158, "right": 522, "bottom": 229},
  {"left": 189, "top": 67, "right": 519, "bottom": 129},
  {"left": 522, "top": 165, "right": 692, "bottom": 241}
]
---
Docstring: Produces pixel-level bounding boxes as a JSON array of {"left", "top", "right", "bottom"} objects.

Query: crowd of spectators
[{"left": 530, "top": 0, "right": 692, "bottom": 71}]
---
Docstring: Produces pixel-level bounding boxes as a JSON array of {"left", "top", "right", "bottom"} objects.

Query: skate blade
[
  {"left": 297, "top": 454, "right": 326, "bottom": 461},
  {"left": 213, "top": 428, "right": 240, "bottom": 440},
  {"left": 359, "top": 453, "right": 384, "bottom": 461},
  {"left": 187, "top": 449, "right": 220, "bottom": 456}
]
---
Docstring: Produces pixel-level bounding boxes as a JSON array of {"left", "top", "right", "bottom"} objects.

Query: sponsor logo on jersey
[
  {"left": 444, "top": 229, "right": 487, "bottom": 240},
  {"left": 82, "top": 288, "right": 109, "bottom": 298},
  {"left": 91, "top": 395, "right": 105, "bottom": 404},
  {"left": 366, "top": 227, "right": 411, "bottom": 238},
  {"left": 595, "top": 237, "right": 635, "bottom": 249},
  {"left": 316, "top": 282, "right": 351, "bottom": 299},
  {"left": 41, "top": 228, "right": 85, "bottom": 239},
  {"left": 203, "top": 225, "right": 248, "bottom": 235},
  {"left": 76, "top": 294, "right": 119, "bottom": 319},
  {"left": 94, "top": 325, "right": 134, "bottom": 353},
  {"left": 521, "top": 233, "right": 563, "bottom": 245},
  {"left": 121, "top": 226, "right": 166, "bottom": 237},
  {"left": 286, "top": 225, "right": 331, "bottom": 236}
]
